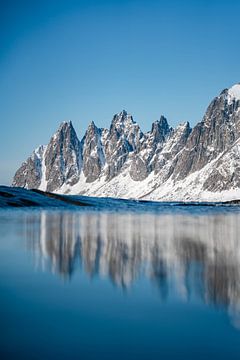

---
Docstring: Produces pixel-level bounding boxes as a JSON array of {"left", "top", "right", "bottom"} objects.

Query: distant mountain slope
[{"left": 12, "top": 83, "right": 240, "bottom": 201}]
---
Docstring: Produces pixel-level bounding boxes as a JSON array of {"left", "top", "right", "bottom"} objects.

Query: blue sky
[{"left": 0, "top": 0, "right": 240, "bottom": 184}]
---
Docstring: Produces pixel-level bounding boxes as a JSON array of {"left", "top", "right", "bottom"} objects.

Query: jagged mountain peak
[
  {"left": 82, "top": 121, "right": 105, "bottom": 183},
  {"left": 151, "top": 115, "right": 169, "bottom": 130},
  {"left": 150, "top": 115, "right": 171, "bottom": 145},
  {"left": 201, "top": 83, "right": 240, "bottom": 130},
  {"left": 118, "top": 109, "right": 128, "bottom": 116},
  {"left": 159, "top": 114, "right": 168, "bottom": 124},
  {"left": 114, "top": 109, "right": 129, "bottom": 119},
  {"left": 88, "top": 120, "right": 96, "bottom": 127},
  {"left": 111, "top": 110, "right": 135, "bottom": 128},
  {"left": 52, "top": 120, "right": 79, "bottom": 144},
  {"left": 41, "top": 119, "right": 82, "bottom": 192},
  {"left": 85, "top": 120, "right": 100, "bottom": 134},
  {"left": 57, "top": 120, "right": 73, "bottom": 131},
  {"left": 12, "top": 83, "right": 240, "bottom": 201}
]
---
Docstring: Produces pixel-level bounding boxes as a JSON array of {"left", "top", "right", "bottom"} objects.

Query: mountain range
[{"left": 13, "top": 83, "right": 240, "bottom": 201}]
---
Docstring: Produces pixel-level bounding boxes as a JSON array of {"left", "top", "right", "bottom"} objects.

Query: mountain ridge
[{"left": 12, "top": 83, "right": 240, "bottom": 201}]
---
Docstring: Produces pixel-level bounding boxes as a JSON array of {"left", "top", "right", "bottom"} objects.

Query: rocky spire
[
  {"left": 82, "top": 121, "right": 105, "bottom": 183},
  {"left": 44, "top": 121, "right": 82, "bottom": 192},
  {"left": 150, "top": 115, "right": 171, "bottom": 145}
]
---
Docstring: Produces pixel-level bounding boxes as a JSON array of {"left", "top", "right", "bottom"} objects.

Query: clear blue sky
[{"left": 1, "top": 0, "right": 240, "bottom": 184}]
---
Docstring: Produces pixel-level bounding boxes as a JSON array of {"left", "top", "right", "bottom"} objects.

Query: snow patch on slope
[
  {"left": 39, "top": 145, "right": 47, "bottom": 191},
  {"left": 228, "top": 84, "right": 240, "bottom": 103},
  {"left": 58, "top": 139, "right": 240, "bottom": 202}
]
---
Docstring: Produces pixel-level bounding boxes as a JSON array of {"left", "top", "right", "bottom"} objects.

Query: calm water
[{"left": 1, "top": 205, "right": 240, "bottom": 359}]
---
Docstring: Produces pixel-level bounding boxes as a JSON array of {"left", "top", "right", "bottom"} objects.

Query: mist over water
[{"left": 1, "top": 208, "right": 240, "bottom": 359}]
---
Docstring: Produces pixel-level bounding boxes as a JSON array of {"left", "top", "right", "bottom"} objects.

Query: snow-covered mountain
[{"left": 12, "top": 83, "right": 240, "bottom": 201}]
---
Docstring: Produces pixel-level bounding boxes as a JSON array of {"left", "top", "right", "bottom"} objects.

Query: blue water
[{"left": 1, "top": 203, "right": 240, "bottom": 359}]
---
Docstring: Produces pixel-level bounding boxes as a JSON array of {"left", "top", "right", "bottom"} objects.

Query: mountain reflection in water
[{"left": 24, "top": 211, "right": 240, "bottom": 329}]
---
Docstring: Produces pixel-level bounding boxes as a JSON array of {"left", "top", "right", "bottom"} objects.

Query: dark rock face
[
  {"left": 44, "top": 121, "right": 82, "bottom": 192},
  {"left": 104, "top": 110, "right": 144, "bottom": 181},
  {"left": 129, "top": 155, "right": 148, "bottom": 181},
  {"left": 82, "top": 121, "right": 105, "bottom": 183},
  {"left": 152, "top": 121, "right": 192, "bottom": 179},
  {"left": 12, "top": 145, "right": 45, "bottom": 189},
  {"left": 173, "top": 89, "right": 240, "bottom": 181},
  {"left": 12, "top": 83, "right": 240, "bottom": 199},
  {"left": 202, "top": 139, "right": 240, "bottom": 192},
  {"left": 150, "top": 116, "right": 171, "bottom": 145}
]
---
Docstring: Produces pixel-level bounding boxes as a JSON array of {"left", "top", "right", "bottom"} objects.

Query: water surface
[{"left": 1, "top": 205, "right": 240, "bottom": 359}]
